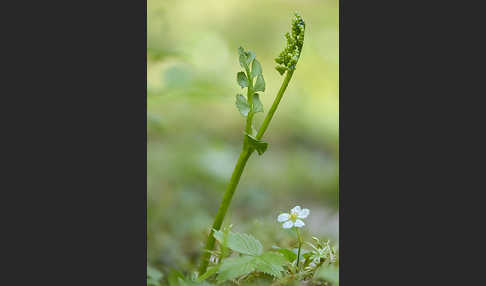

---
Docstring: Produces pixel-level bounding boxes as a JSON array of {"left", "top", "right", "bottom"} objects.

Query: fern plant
[{"left": 198, "top": 12, "right": 306, "bottom": 276}]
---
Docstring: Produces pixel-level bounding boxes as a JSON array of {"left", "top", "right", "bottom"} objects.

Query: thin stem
[
  {"left": 295, "top": 227, "right": 302, "bottom": 268},
  {"left": 245, "top": 68, "right": 254, "bottom": 135},
  {"left": 255, "top": 70, "right": 294, "bottom": 140},
  {"left": 198, "top": 147, "right": 254, "bottom": 274}
]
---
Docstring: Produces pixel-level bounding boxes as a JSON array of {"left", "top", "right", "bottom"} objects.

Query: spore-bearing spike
[{"left": 274, "top": 13, "right": 306, "bottom": 75}]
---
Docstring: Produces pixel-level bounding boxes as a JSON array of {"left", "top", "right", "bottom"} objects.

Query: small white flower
[{"left": 277, "top": 205, "right": 310, "bottom": 229}]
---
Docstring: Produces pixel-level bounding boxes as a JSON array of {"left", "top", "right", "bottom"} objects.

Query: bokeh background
[{"left": 147, "top": 0, "right": 338, "bottom": 274}]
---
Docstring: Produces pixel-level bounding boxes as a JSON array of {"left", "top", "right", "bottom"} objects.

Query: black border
[
  {"left": 2, "top": 0, "right": 147, "bottom": 284},
  {"left": 339, "top": 0, "right": 483, "bottom": 284}
]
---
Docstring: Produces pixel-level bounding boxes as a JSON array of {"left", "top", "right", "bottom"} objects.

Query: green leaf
[
  {"left": 237, "top": 72, "right": 248, "bottom": 88},
  {"left": 254, "top": 74, "right": 265, "bottom": 92},
  {"left": 251, "top": 59, "right": 262, "bottom": 78},
  {"left": 213, "top": 230, "right": 263, "bottom": 256},
  {"left": 238, "top": 47, "right": 248, "bottom": 69},
  {"left": 252, "top": 93, "right": 264, "bottom": 113},
  {"left": 217, "top": 256, "right": 257, "bottom": 282},
  {"left": 238, "top": 47, "right": 256, "bottom": 69},
  {"left": 246, "top": 51, "right": 256, "bottom": 67},
  {"left": 272, "top": 247, "right": 297, "bottom": 262},
  {"left": 213, "top": 230, "right": 229, "bottom": 246},
  {"left": 254, "top": 252, "right": 287, "bottom": 278},
  {"left": 235, "top": 94, "right": 250, "bottom": 117},
  {"left": 245, "top": 134, "right": 268, "bottom": 155},
  {"left": 197, "top": 265, "right": 219, "bottom": 282},
  {"left": 220, "top": 225, "right": 232, "bottom": 260},
  {"left": 316, "top": 265, "right": 339, "bottom": 285}
]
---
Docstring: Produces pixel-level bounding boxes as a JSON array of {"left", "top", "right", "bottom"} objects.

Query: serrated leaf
[
  {"left": 213, "top": 230, "right": 263, "bottom": 256},
  {"left": 254, "top": 252, "right": 287, "bottom": 278},
  {"left": 254, "top": 74, "right": 265, "bottom": 92},
  {"left": 197, "top": 265, "right": 219, "bottom": 282},
  {"left": 245, "top": 134, "right": 268, "bottom": 155},
  {"left": 251, "top": 59, "right": 262, "bottom": 78},
  {"left": 235, "top": 94, "right": 250, "bottom": 117},
  {"left": 252, "top": 93, "right": 264, "bottom": 113},
  {"left": 217, "top": 256, "right": 257, "bottom": 282},
  {"left": 237, "top": 72, "right": 248, "bottom": 88},
  {"left": 316, "top": 265, "right": 339, "bottom": 285}
]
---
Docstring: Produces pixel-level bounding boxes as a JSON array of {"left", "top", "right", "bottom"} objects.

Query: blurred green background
[{"left": 147, "top": 0, "right": 338, "bottom": 274}]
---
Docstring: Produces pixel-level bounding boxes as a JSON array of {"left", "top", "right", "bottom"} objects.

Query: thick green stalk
[
  {"left": 198, "top": 147, "right": 254, "bottom": 274},
  {"left": 255, "top": 70, "right": 294, "bottom": 140}
]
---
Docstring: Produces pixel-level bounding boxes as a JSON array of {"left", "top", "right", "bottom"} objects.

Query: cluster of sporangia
[{"left": 275, "top": 13, "right": 306, "bottom": 75}]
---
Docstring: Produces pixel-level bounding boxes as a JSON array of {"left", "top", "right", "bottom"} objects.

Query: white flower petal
[
  {"left": 282, "top": 221, "right": 294, "bottom": 229},
  {"left": 277, "top": 213, "right": 290, "bottom": 222},
  {"left": 298, "top": 208, "right": 310, "bottom": 219},
  {"left": 290, "top": 206, "right": 301, "bottom": 215},
  {"left": 294, "top": 219, "right": 305, "bottom": 228}
]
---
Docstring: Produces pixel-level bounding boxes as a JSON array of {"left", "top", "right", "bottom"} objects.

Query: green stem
[
  {"left": 295, "top": 227, "right": 302, "bottom": 268},
  {"left": 198, "top": 147, "right": 254, "bottom": 274},
  {"left": 245, "top": 68, "right": 254, "bottom": 135},
  {"left": 255, "top": 70, "right": 294, "bottom": 140},
  {"left": 199, "top": 70, "right": 295, "bottom": 275}
]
